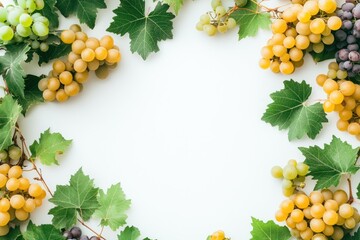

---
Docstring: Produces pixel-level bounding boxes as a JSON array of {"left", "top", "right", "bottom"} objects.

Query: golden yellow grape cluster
[
  {"left": 317, "top": 62, "right": 360, "bottom": 138},
  {"left": 276, "top": 190, "right": 360, "bottom": 240},
  {"left": 207, "top": 230, "right": 227, "bottom": 240},
  {"left": 0, "top": 164, "right": 46, "bottom": 236},
  {"left": 259, "top": 0, "right": 342, "bottom": 74},
  {"left": 38, "top": 24, "right": 121, "bottom": 102}
]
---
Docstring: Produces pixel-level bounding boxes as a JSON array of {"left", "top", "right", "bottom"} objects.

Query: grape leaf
[
  {"left": 344, "top": 228, "right": 360, "bottom": 240},
  {"left": 250, "top": 217, "right": 291, "bottom": 240},
  {"left": 30, "top": 129, "right": 72, "bottom": 166},
  {"left": 36, "top": 36, "right": 72, "bottom": 65},
  {"left": 49, "top": 168, "right": 99, "bottom": 229},
  {"left": 0, "top": 43, "right": 30, "bottom": 98},
  {"left": 22, "top": 222, "right": 64, "bottom": 240},
  {"left": 309, "top": 43, "right": 337, "bottom": 63},
  {"left": 0, "top": 95, "right": 22, "bottom": 151},
  {"left": 94, "top": 183, "right": 131, "bottom": 231},
  {"left": 162, "top": 0, "right": 183, "bottom": 14},
  {"left": 118, "top": 226, "right": 141, "bottom": 240},
  {"left": 55, "top": 0, "right": 106, "bottom": 29},
  {"left": 15, "top": 74, "right": 44, "bottom": 115},
  {"left": 0, "top": 226, "right": 23, "bottom": 240},
  {"left": 230, "top": 0, "right": 271, "bottom": 40},
  {"left": 262, "top": 80, "right": 328, "bottom": 140},
  {"left": 300, "top": 136, "right": 359, "bottom": 190},
  {"left": 107, "top": 0, "right": 175, "bottom": 60},
  {"left": 38, "top": 0, "right": 59, "bottom": 28}
]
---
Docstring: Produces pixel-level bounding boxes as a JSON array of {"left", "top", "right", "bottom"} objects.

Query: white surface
[{"left": 5, "top": 0, "right": 360, "bottom": 239}]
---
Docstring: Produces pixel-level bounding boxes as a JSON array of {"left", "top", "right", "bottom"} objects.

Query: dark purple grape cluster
[
  {"left": 334, "top": 2, "right": 360, "bottom": 77},
  {"left": 63, "top": 227, "right": 100, "bottom": 240}
]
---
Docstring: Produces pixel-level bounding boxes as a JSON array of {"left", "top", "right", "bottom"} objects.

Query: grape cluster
[
  {"left": 271, "top": 160, "right": 309, "bottom": 197},
  {"left": 259, "top": 0, "right": 342, "bottom": 74},
  {"left": 207, "top": 230, "right": 227, "bottom": 240},
  {"left": 0, "top": 161, "right": 46, "bottom": 236},
  {"left": 317, "top": 62, "right": 360, "bottom": 138},
  {"left": 276, "top": 190, "right": 360, "bottom": 240},
  {"left": 63, "top": 226, "right": 100, "bottom": 240},
  {"left": 334, "top": 2, "right": 360, "bottom": 78},
  {"left": 196, "top": 0, "right": 237, "bottom": 36},
  {"left": 0, "top": 0, "right": 50, "bottom": 51},
  {"left": 38, "top": 25, "right": 121, "bottom": 102}
]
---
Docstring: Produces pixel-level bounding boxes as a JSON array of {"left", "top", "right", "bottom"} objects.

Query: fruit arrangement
[{"left": 38, "top": 25, "right": 121, "bottom": 102}]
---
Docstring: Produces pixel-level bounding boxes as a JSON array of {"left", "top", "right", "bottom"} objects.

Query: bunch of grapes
[
  {"left": 259, "top": 0, "right": 342, "bottom": 74},
  {"left": 38, "top": 25, "right": 121, "bottom": 102},
  {"left": 0, "top": 0, "right": 50, "bottom": 51},
  {"left": 207, "top": 230, "right": 228, "bottom": 240},
  {"left": 63, "top": 226, "right": 100, "bottom": 240},
  {"left": 317, "top": 62, "right": 360, "bottom": 138},
  {"left": 271, "top": 160, "right": 309, "bottom": 197},
  {"left": 275, "top": 190, "right": 360, "bottom": 240},
  {"left": 196, "top": 0, "right": 239, "bottom": 36},
  {"left": 0, "top": 162, "right": 46, "bottom": 236},
  {"left": 334, "top": 2, "right": 360, "bottom": 78}
]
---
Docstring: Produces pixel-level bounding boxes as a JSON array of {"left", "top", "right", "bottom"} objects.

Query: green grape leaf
[
  {"left": 55, "top": 0, "right": 106, "bottom": 29},
  {"left": 0, "top": 95, "right": 22, "bottom": 151},
  {"left": 309, "top": 43, "right": 338, "bottom": 63},
  {"left": 344, "top": 228, "right": 360, "bottom": 240},
  {"left": 22, "top": 221, "right": 64, "bottom": 240},
  {"left": 118, "top": 226, "right": 141, "bottom": 240},
  {"left": 356, "top": 182, "right": 360, "bottom": 200},
  {"left": 0, "top": 43, "right": 30, "bottom": 98},
  {"left": 262, "top": 80, "right": 328, "bottom": 141},
  {"left": 0, "top": 226, "right": 23, "bottom": 240},
  {"left": 107, "top": 0, "right": 175, "bottom": 60},
  {"left": 36, "top": 37, "right": 72, "bottom": 65},
  {"left": 30, "top": 129, "right": 72, "bottom": 165},
  {"left": 49, "top": 168, "right": 100, "bottom": 229},
  {"left": 94, "top": 183, "right": 131, "bottom": 231},
  {"left": 230, "top": 0, "right": 271, "bottom": 40},
  {"left": 250, "top": 217, "right": 291, "bottom": 240},
  {"left": 38, "top": 0, "right": 59, "bottom": 28},
  {"left": 162, "top": 0, "right": 183, "bottom": 14},
  {"left": 15, "top": 74, "right": 44, "bottom": 115},
  {"left": 300, "top": 136, "right": 359, "bottom": 190}
]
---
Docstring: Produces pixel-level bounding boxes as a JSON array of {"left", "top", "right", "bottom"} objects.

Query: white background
[{"left": 4, "top": 0, "right": 360, "bottom": 239}]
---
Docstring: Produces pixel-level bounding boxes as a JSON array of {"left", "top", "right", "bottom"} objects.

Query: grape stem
[{"left": 348, "top": 177, "right": 354, "bottom": 204}]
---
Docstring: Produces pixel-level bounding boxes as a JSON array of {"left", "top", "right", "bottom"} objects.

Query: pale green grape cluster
[
  {"left": 271, "top": 160, "right": 309, "bottom": 197},
  {"left": 0, "top": 0, "right": 49, "bottom": 51},
  {"left": 196, "top": 0, "right": 237, "bottom": 36}
]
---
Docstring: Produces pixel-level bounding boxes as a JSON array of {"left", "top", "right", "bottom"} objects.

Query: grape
[
  {"left": 203, "top": 24, "right": 217, "bottom": 36},
  {"left": 19, "top": 13, "right": 32, "bottom": 27},
  {"left": 35, "top": 0, "right": 45, "bottom": 10},
  {"left": 70, "top": 227, "right": 82, "bottom": 238},
  {"left": 39, "top": 42, "right": 49, "bottom": 52},
  {"left": 16, "top": 24, "right": 31, "bottom": 37},
  {"left": 211, "top": 0, "right": 222, "bottom": 10},
  {"left": 0, "top": 8, "right": 7, "bottom": 22},
  {"left": 95, "top": 65, "right": 109, "bottom": 79},
  {"left": 342, "top": 20, "right": 353, "bottom": 30},
  {"left": 271, "top": 166, "right": 283, "bottom": 178},
  {"left": 31, "top": 40, "right": 40, "bottom": 49},
  {"left": 349, "top": 51, "right": 360, "bottom": 61},
  {"left": 235, "top": 0, "right": 248, "bottom": 7},
  {"left": 342, "top": 3, "right": 355, "bottom": 11},
  {"left": 353, "top": 4, "right": 360, "bottom": 18},
  {"left": 32, "top": 22, "right": 49, "bottom": 37},
  {"left": 355, "top": 19, "right": 360, "bottom": 31},
  {"left": 343, "top": 11, "right": 353, "bottom": 20},
  {"left": 7, "top": 7, "right": 23, "bottom": 26},
  {"left": 26, "top": 0, "right": 37, "bottom": 13},
  {"left": 335, "top": 30, "right": 347, "bottom": 41},
  {"left": 0, "top": 26, "right": 14, "bottom": 41},
  {"left": 344, "top": 61, "right": 353, "bottom": 70}
]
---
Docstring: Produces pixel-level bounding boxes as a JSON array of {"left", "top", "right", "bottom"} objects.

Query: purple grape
[
  {"left": 90, "top": 237, "right": 100, "bottom": 240},
  {"left": 344, "top": 60, "right": 354, "bottom": 70},
  {"left": 335, "top": 30, "right": 347, "bottom": 41},
  {"left": 349, "top": 51, "right": 360, "bottom": 61},
  {"left": 348, "top": 71, "right": 356, "bottom": 77},
  {"left": 337, "top": 9, "right": 345, "bottom": 17},
  {"left": 353, "top": 29, "right": 360, "bottom": 38},
  {"left": 353, "top": 64, "right": 360, "bottom": 73},
  {"left": 70, "top": 227, "right": 82, "bottom": 238},
  {"left": 337, "top": 41, "right": 348, "bottom": 49},
  {"left": 343, "top": 11, "right": 354, "bottom": 20},
  {"left": 347, "top": 35, "right": 356, "bottom": 44},
  {"left": 342, "top": 20, "right": 353, "bottom": 30},
  {"left": 355, "top": 20, "right": 360, "bottom": 31},
  {"left": 63, "top": 231, "right": 73, "bottom": 238},
  {"left": 338, "top": 49, "right": 350, "bottom": 61},
  {"left": 80, "top": 236, "right": 90, "bottom": 240},
  {"left": 353, "top": 4, "right": 360, "bottom": 18},
  {"left": 348, "top": 43, "right": 359, "bottom": 51},
  {"left": 342, "top": 3, "right": 355, "bottom": 11},
  {"left": 339, "top": 61, "right": 346, "bottom": 70}
]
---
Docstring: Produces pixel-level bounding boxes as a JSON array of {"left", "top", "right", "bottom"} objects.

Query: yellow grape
[
  {"left": 322, "top": 34, "right": 334, "bottom": 45},
  {"left": 68, "top": 51, "right": 81, "bottom": 64},
  {"left": 280, "top": 54, "right": 290, "bottom": 62},
  {"left": 295, "top": 194, "right": 310, "bottom": 209},
  {"left": 345, "top": 217, "right": 356, "bottom": 229},
  {"left": 310, "top": 218, "right": 326, "bottom": 233},
  {"left": 275, "top": 210, "right": 288, "bottom": 222},
  {"left": 259, "top": 58, "right": 270, "bottom": 69},
  {"left": 0, "top": 212, "right": 10, "bottom": 227},
  {"left": 323, "top": 79, "right": 338, "bottom": 94},
  {"left": 310, "top": 18, "right": 326, "bottom": 34},
  {"left": 261, "top": 46, "right": 274, "bottom": 59},
  {"left": 323, "top": 225, "right": 334, "bottom": 236},
  {"left": 95, "top": 46, "right": 108, "bottom": 61},
  {"left": 74, "top": 71, "right": 89, "bottom": 84},
  {"left": 38, "top": 78, "right": 48, "bottom": 91},
  {"left": 85, "top": 37, "right": 100, "bottom": 50},
  {"left": 347, "top": 122, "right": 360, "bottom": 135},
  {"left": 23, "top": 198, "right": 36, "bottom": 213},
  {"left": 339, "top": 203, "right": 354, "bottom": 219},
  {"left": 270, "top": 61, "right": 280, "bottom": 73},
  {"left": 72, "top": 40, "right": 86, "bottom": 55},
  {"left": 0, "top": 174, "right": 7, "bottom": 188},
  {"left": 296, "top": 220, "right": 308, "bottom": 231},
  {"left": 285, "top": 28, "right": 297, "bottom": 37},
  {"left": 88, "top": 59, "right": 100, "bottom": 71},
  {"left": 323, "top": 100, "right": 335, "bottom": 112},
  {"left": 56, "top": 89, "right": 69, "bottom": 103},
  {"left": 70, "top": 24, "right": 82, "bottom": 33},
  {"left": 0, "top": 225, "right": 9, "bottom": 236},
  {"left": 297, "top": 10, "right": 311, "bottom": 23},
  {"left": 303, "top": 1, "right": 319, "bottom": 15},
  {"left": 272, "top": 33, "right": 286, "bottom": 44},
  {"left": 310, "top": 203, "right": 325, "bottom": 218},
  {"left": 210, "top": 230, "right": 225, "bottom": 240},
  {"left": 313, "top": 42, "right": 324, "bottom": 53},
  {"left": 60, "top": 30, "right": 75, "bottom": 44},
  {"left": 283, "top": 36, "right": 296, "bottom": 48},
  {"left": 64, "top": 81, "right": 80, "bottom": 97},
  {"left": 340, "top": 81, "right": 356, "bottom": 96},
  {"left": 327, "top": 16, "right": 342, "bottom": 30},
  {"left": 75, "top": 31, "right": 88, "bottom": 42},
  {"left": 280, "top": 61, "right": 294, "bottom": 74},
  {"left": 28, "top": 184, "right": 43, "bottom": 198},
  {"left": 333, "top": 190, "right": 348, "bottom": 205},
  {"left": 280, "top": 199, "right": 295, "bottom": 214},
  {"left": 52, "top": 60, "right": 66, "bottom": 74},
  {"left": 6, "top": 178, "right": 19, "bottom": 191},
  {"left": 0, "top": 199, "right": 10, "bottom": 212},
  {"left": 43, "top": 89, "right": 56, "bottom": 102},
  {"left": 15, "top": 209, "right": 28, "bottom": 221},
  {"left": 59, "top": 71, "right": 73, "bottom": 85},
  {"left": 286, "top": 217, "right": 296, "bottom": 228},
  {"left": 316, "top": 74, "right": 327, "bottom": 86},
  {"left": 339, "top": 110, "right": 352, "bottom": 121},
  {"left": 34, "top": 198, "right": 42, "bottom": 207},
  {"left": 291, "top": 209, "right": 304, "bottom": 223},
  {"left": 81, "top": 48, "right": 96, "bottom": 62},
  {"left": 282, "top": 8, "right": 297, "bottom": 22},
  {"left": 7, "top": 166, "right": 22, "bottom": 179},
  {"left": 296, "top": 22, "right": 311, "bottom": 35},
  {"left": 47, "top": 77, "right": 61, "bottom": 91},
  {"left": 337, "top": 119, "right": 349, "bottom": 131},
  {"left": 73, "top": 59, "right": 88, "bottom": 73},
  {"left": 318, "top": 0, "right": 337, "bottom": 13},
  {"left": 289, "top": 47, "right": 303, "bottom": 61},
  {"left": 329, "top": 90, "right": 344, "bottom": 105},
  {"left": 105, "top": 49, "right": 121, "bottom": 63},
  {"left": 272, "top": 45, "right": 287, "bottom": 57},
  {"left": 10, "top": 195, "right": 25, "bottom": 209},
  {"left": 300, "top": 227, "right": 313, "bottom": 240},
  {"left": 18, "top": 177, "right": 30, "bottom": 191},
  {"left": 309, "top": 33, "right": 321, "bottom": 43},
  {"left": 100, "top": 35, "right": 114, "bottom": 50},
  {"left": 295, "top": 35, "right": 310, "bottom": 49},
  {"left": 0, "top": 164, "right": 9, "bottom": 175}
]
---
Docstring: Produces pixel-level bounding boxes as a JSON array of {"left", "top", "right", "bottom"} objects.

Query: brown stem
[
  {"left": 348, "top": 178, "right": 354, "bottom": 204},
  {"left": 78, "top": 218, "right": 106, "bottom": 240},
  {"left": 31, "top": 161, "right": 54, "bottom": 197}
]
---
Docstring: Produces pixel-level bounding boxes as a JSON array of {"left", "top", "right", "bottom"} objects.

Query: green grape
[
  {"left": 0, "top": 8, "right": 8, "bottom": 22},
  {"left": 0, "top": 26, "right": 14, "bottom": 41},
  {"left": 29, "top": 33, "right": 37, "bottom": 39},
  {"left": 13, "top": 33, "right": 23, "bottom": 42},
  {"left": 34, "top": 16, "right": 49, "bottom": 26},
  {"left": 16, "top": 24, "right": 32, "bottom": 37},
  {"left": 200, "top": 14, "right": 211, "bottom": 24},
  {"left": 271, "top": 166, "right": 283, "bottom": 178},
  {"left": 283, "top": 187, "right": 295, "bottom": 197},
  {"left": 26, "top": 0, "right": 37, "bottom": 13},
  {"left": 235, "top": 0, "right": 248, "bottom": 7},
  {"left": 203, "top": 24, "right": 217, "bottom": 36},
  {"left": 0, "top": 150, "right": 8, "bottom": 161},
  {"left": 215, "top": 6, "right": 227, "bottom": 17},
  {"left": 217, "top": 24, "right": 228, "bottom": 33},
  {"left": 211, "top": 0, "right": 222, "bottom": 10},
  {"left": 32, "top": 22, "right": 48, "bottom": 37},
  {"left": 196, "top": 22, "right": 204, "bottom": 31},
  {"left": 39, "top": 42, "right": 48, "bottom": 52},
  {"left": 31, "top": 40, "right": 39, "bottom": 49},
  {"left": 7, "top": 8, "right": 23, "bottom": 26},
  {"left": 227, "top": 18, "right": 236, "bottom": 29},
  {"left": 8, "top": 146, "right": 22, "bottom": 161},
  {"left": 296, "top": 163, "right": 309, "bottom": 177},
  {"left": 19, "top": 13, "right": 33, "bottom": 27},
  {"left": 282, "top": 165, "right": 297, "bottom": 180},
  {"left": 35, "top": 0, "right": 45, "bottom": 10},
  {"left": 282, "top": 179, "right": 293, "bottom": 189},
  {"left": 31, "top": 12, "right": 42, "bottom": 20},
  {"left": 18, "top": 0, "right": 27, "bottom": 9}
]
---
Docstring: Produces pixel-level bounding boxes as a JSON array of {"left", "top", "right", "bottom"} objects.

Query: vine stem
[
  {"left": 348, "top": 178, "right": 354, "bottom": 204},
  {"left": 12, "top": 122, "right": 107, "bottom": 239}
]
